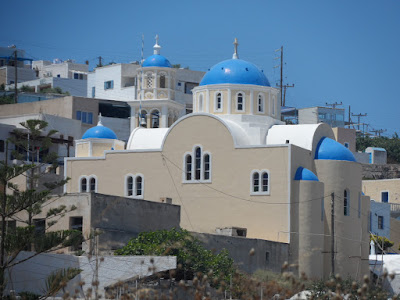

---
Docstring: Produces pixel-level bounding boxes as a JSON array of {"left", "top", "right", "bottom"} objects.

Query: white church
[{"left": 65, "top": 37, "right": 370, "bottom": 280}]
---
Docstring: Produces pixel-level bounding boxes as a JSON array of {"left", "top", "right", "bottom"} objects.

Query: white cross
[{"left": 233, "top": 38, "right": 239, "bottom": 59}]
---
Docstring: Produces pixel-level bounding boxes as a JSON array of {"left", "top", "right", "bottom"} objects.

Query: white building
[{"left": 298, "top": 106, "right": 346, "bottom": 128}]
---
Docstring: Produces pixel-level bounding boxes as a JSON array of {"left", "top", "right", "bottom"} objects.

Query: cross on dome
[
  {"left": 233, "top": 38, "right": 239, "bottom": 59},
  {"left": 98, "top": 113, "right": 103, "bottom": 126},
  {"left": 154, "top": 34, "right": 161, "bottom": 55}
]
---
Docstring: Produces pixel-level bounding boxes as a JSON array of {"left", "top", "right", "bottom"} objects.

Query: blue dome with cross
[
  {"left": 82, "top": 117, "right": 117, "bottom": 140},
  {"left": 142, "top": 54, "right": 172, "bottom": 68},
  {"left": 200, "top": 59, "right": 270, "bottom": 87}
]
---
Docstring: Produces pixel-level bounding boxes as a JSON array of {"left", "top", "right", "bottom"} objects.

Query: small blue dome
[
  {"left": 200, "top": 59, "right": 270, "bottom": 86},
  {"left": 294, "top": 167, "right": 319, "bottom": 181},
  {"left": 82, "top": 125, "right": 117, "bottom": 140},
  {"left": 315, "top": 137, "right": 356, "bottom": 162},
  {"left": 142, "top": 54, "right": 172, "bottom": 68}
]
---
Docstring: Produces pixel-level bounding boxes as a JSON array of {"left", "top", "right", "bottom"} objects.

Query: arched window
[
  {"left": 198, "top": 94, "right": 204, "bottom": 112},
  {"left": 251, "top": 170, "right": 270, "bottom": 195},
  {"left": 253, "top": 173, "right": 260, "bottom": 192},
  {"left": 159, "top": 74, "right": 166, "bottom": 88},
  {"left": 146, "top": 74, "right": 152, "bottom": 88},
  {"left": 261, "top": 172, "right": 269, "bottom": 192},
  {"left": 258, "top": 94, "right": 264, "bottom": 113},
  {"left": 204, "top": 154, "right": 210, "bottom": 180},
  {"left": 237, "top": 93, "right": 244, "bottom": 111},
  {"left": 80, "top": 177, "right": 87, "bottom": 192},
  {"left": 139, "top": 110, "right": 147, "bottom": 127},
  {"left": 185, "top": 155, "right": 192, "bottom": 180},
  {"left": 151, "top": 110, "right": 160, "bottom": 128},
  {"left": 127, "top": 176, "right": 133, "bottom": 196},
  {"left": 136, "top": 176, "right": 143, "bottom": 196},
  {"left": 90, "top": 177, "right": 96, "bottom": 192},
  {"left": 195, "top": 147, "right": 201, "bottom": 180},
  {"left": 183, "top": 146, "right": 211, "bottom": 183},
  {"left": 344, "top": 189, "right": 350, "bottom": 216},
  {"left": 215, "top": 93, "right": 222, "bottom": 112}
]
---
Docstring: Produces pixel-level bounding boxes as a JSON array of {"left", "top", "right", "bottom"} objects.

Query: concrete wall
[
  {"left": 90, "top": 193, "right": 181, "bottom": 251},
  {"left": 363, "top": 179, "right": 400, "bottom": 203},
  {"left": 390, "top": 218, "right": 400, "bottom": 247},
  {"left": 370, "top": 200, "right": 391, "bottom": 239},
  {"left": 193, "top": 232, "right": 289, "bottom": 274},
  {"left": 298, "top": 107, "right": 318, "bottom": 124},
  {"left": 354, "top": 152, "right": 370, "bottom": 164},
  {"left": 333, "top": 127, "right": 356, "bottom": 152},
  {"left": 0, "top": 66, "right": 36, "bottom": 85},
  {"left": 101, "top": 116, "right": 130, "bottom": 141},
  {"left": 315, "top": 160, "right": 370, "bottom": 281},
  {"left": 7, "top": 251, "right": 176, "bottom": 298}
]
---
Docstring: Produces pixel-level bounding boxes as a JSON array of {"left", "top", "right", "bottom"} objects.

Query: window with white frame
[
  {"left": 79, "top": 175, "right": 97, "bottom": 192},
  {"left": 236, "top": 92, "right": 244, "bottom": 111},
  {"left": 125, "top": 174, "right": 144, "bottom": 198},
  {"left": 344, "top": 189, "right": 350, "bottom": 216},
  {"left": 198, "top": 94, "right": 204, "bottom": 112},
  {"left": 257, "top": 94, "right": 265, "bottom": 113},
  {"left": 159, "top": 74, "right": 166, "bottom": 88},
  {"left": 215, "top": 92, "right": 222, "bottom": 112},
  {"left": 251, "top": 170, "right": 270, "bottom": 195},
  {"left": 183, "top": 145, "right": 211, "bottom": 183}
]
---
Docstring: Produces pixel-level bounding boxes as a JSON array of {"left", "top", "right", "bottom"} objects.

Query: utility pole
[
  {"left": 97, "top": 56, "right": 103, "bottom": 67},
  {"left": 370, "top": 129, "right": 387, "bottom": 137},
  {"left": 331, "top": 192, "right": 335, "bottom": 276},
  {"left": 351, "top": 113, "right": 367, "bottom": 131},
  {"left": 274, "top": 46, "right": 295, "bottom": 107},
  {"left": 14, "top": 50, "right": 18, "bottom": 104}
]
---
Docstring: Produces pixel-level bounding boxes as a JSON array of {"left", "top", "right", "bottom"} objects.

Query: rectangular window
[
  {"left": 57, "top": 74, "right": 60, "bottom": 78},
  {"left": 70, "top": 217, "right": 83, "bottom": 251},
  {"left": 76, "top": 110, "right": 82, "bottom": 121},
  {"left": 265, "top": 252, "right": 270, "bottom": 264},
  {"left": 88, "top": 112, "right": 93, "bottom": 124},
  {"left": 0, "top": 140, "right": 4, "bottom": 153},
  {"left": 91, "top": 86, "right": 95, "bottom": 98},
  {"left": 104, "top": 80, "right": 114, "bottom": 90},
  {"left": 381, "top": 191, "right": 389, "bottom": 203},
  {"left": 74, "top": 73, "right": 79, "bottom": 79},
  {"left": 81, "top": 112, "right": 87, "bottom": 124},
  {"left": 185, "top": 82, "right": 198, "bottom": 94},
  {"left": 344, "top": 142, "right": 349, "bottom": 148},
  {"left": 33, "top": 219, "right": 46, "bottom": 236},
  {"left": 378, "top": 216, "right": 384, "bottom": 230}
]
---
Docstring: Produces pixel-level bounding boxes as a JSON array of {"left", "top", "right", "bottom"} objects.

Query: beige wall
[
  {"left": 315, "top": 160, "right": 369, "bottom": 281},
  {"left": 66, "top": 115, "right": 291, "bottom": 242},
  {"left": 362, "top": 179, "right": 400, "bottom": 203},
  {"left": 332, "top": 127, "right": 356, "bottom": 152},
  {"left": 390, "top": 218, "right": 400, "bottom": 247},
  {"left": 0, "top": 96, "right": 99, "bottom": 126}
]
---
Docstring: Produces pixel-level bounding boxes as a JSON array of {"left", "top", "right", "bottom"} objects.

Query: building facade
[{"left": 64, "top": 40, "right": 370, "bottom": 280}]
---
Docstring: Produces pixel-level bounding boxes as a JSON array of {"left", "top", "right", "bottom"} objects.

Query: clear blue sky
[{"left": 1, "top": 0, "right": 399, "bottom": 136}]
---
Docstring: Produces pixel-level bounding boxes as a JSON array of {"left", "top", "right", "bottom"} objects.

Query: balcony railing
[{"left": 390, "top": 203, "right": 400, "bottom": 213}]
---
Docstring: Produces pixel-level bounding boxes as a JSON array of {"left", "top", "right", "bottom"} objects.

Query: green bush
[{"left": 115, "top": 228, "right": 234, "bottom": 285}]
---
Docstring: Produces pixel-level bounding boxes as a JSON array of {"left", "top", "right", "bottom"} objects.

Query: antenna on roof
[{"left": 139, "top": 34, "right": 146, "bottom": 128}]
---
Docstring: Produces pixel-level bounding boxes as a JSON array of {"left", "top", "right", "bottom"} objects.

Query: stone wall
[
  {"left": 193, "top": 232, "right": 289, "bottom": 274},
  {"left": 362, "top": 164, "right": 400, "bottom": 179}
]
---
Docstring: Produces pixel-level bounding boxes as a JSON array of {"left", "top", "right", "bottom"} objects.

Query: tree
[
  {"left": 0, "top": 120, "right": 82, "bottom": 296},
  {"left": 115, "top": 228, "right": 234, "bottom": 285}
]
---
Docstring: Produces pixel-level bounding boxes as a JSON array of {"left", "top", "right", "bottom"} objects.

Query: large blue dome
[
  {"left": 200, "top": 59, "right": 270, "bottom": 86},
  {"left": 142, "top": 54, "right": 172, "bottom": 68},
  {"left": 82, "top": 125, "right": 117, "bottom": 140},
  {"left": 315, "top": 137, "right": 356, "bottom": 162},
  {"left": 294, "top": 167, "right": 319, "bottom": 181}
]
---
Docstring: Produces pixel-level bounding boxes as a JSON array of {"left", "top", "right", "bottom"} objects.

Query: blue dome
[
  {"left": 82, "top": 125, "right": 117, "bottom": 140},
  {"left": 142, "top": 54, "right": 172, "bottom": 68},
  {"left": 294, "top": 167, "right": 319, "bottom": 181},
  {"left": 200, "top": 59, "right": 270, "bottom": 86},
  {"left": 315, "top": 137, "right": 356, "bottom": 162}
]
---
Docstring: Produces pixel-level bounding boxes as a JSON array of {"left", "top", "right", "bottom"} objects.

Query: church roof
[
  {"left": 142, "top": 54, "right": 172, "bottom": 68},
  {"left": 199, "top": 59, "right": 270, "bottom": 86},
  {"left": 314, "top": 137, "right": 356, "bottom": 162},
  {"left": 82, "top": 124, "right": 118, "bottom": 140},
  {"left": 294, "top": 167, "right": 319, "bottom": 181}
]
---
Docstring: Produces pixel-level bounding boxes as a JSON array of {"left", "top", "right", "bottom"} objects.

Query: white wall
[{"left": 6, "top": 251, "right": 176, "bottom": 298}]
